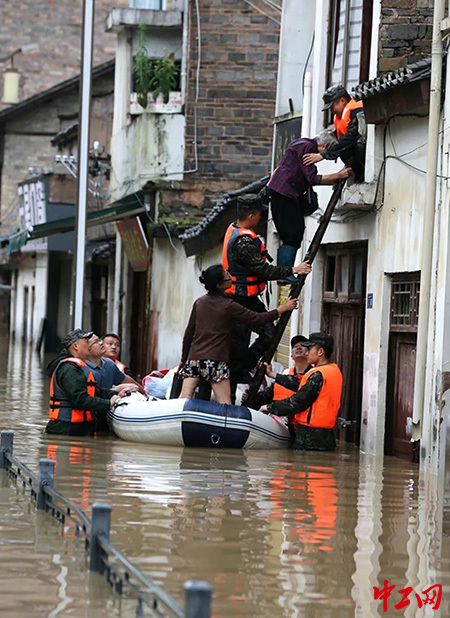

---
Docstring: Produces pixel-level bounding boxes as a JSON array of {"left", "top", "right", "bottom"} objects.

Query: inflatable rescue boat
[{"left": 109, "top": 394, "right": 291, "bottom": 449}]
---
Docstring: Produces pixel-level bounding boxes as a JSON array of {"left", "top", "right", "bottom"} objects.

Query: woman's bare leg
[
  {"left": 179, "top": 377, "right": 200, "bottom": 399},
  {"left": 211, "top": 379, "right": 232, "bottom": 404}
]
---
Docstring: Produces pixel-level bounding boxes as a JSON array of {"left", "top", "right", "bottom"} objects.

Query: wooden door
[
  {"left": 321, "top": 243, "right": 367, "bottom": 445},
  {"left": 393, "top": 334, "right": 416, "bottom": 458},
  {"left": 385, "top": 275, "right": 420, "bottom": 462},
  {"left": 130, "top": 271, "right": 148, "bottom": 380},
  {"left": 323, "top": 303, "right": 363, "bottom": 443}
]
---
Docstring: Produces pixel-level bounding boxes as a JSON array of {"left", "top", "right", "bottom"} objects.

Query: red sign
[{"left": 116, "top": 217, "right": 149, "bottom": 272}]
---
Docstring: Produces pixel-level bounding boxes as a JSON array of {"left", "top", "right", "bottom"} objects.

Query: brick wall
[
  {"left": 184, "top": 0, "right": 280, "bottom": 191},
  {"left": 379, "top": 0, "right": 433, "bottom": 72},
  {"left": 0, "top": 73, "right": 114, "bottom": 236},
  {"left": 0, "top": 0, "right": 128, "bottom": 104}
]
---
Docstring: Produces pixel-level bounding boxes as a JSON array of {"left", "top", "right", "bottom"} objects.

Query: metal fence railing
[{"left": 0, "top": 430, "right": 212, "bottom": 617}]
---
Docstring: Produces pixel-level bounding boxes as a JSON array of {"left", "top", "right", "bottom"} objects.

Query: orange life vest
[
  {"left": 273, "top": 367, "right": 302, "bottom": 401},
  {"left": 222, "top": 223, "right": 267, "bottom": 297},
  {"left": 293, "top": 364, "right": 343, "bottom": 429},
  {"left": 334, "top": 99, "right": 364, "bottom": 139},
  {"left": 49, "top": 357, "right": 95, "bottom": 423},
  {"left": 114, "top": 359, "right": 126, "bottom": 374}
]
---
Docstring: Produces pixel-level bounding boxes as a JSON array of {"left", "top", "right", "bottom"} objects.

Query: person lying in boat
[
  {"left": 242, "top": 335, "right": 313, "bottom": 408},
  {"left": 260, "top": 332, "right": 343, "bottom": 451},
  {"left": 179, "top": 264, "right": 297, "bottom": 405},
  {"left": 45, "top": 329, "right": 138, "bottom": 436}
]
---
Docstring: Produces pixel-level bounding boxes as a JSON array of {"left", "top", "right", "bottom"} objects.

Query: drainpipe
[
  {"left": 301, "top": 72, "right": 312, "bottom": 138},
  {"left": 180, "top": 0, "right": 189, "bottom": 106},
  {"left": 412, "top": 0, "right": 446, "bottom": 441}
]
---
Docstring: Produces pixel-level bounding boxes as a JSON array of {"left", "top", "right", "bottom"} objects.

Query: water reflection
[{"left": 0, "top": 339, "right": 449, "bottom": 616}]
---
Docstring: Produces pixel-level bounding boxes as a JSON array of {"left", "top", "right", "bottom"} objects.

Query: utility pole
[{"left": 72, "top": 0, "right": 95, "bottom": 328}]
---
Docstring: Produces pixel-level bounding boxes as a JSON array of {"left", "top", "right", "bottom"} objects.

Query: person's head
[
  {"left": 236, "top": 194, "right": 268, "bottom": 228},
  {"left": 60, "top": 329, "right": 94, "bottom": 359},
  {"left": 103, "top": 333, "right": 121, "bottom": 360},
  {"left": 322, "top": 84, "right": 351, "bottom": 118},
  {"left": 290, "top": 335, "right": 310, "bottom": 363},
  {"left": 199, "top": 265, "right": 232, "bottom": 293},
  {"left": 301, "top": 332, "right": 334, "bottom": 364},
  {"left": 86, "top": 333, "right": 104, "bottom": 363},
  {"left": 315, "top": 130, "right": 338, "bottom": 154}
]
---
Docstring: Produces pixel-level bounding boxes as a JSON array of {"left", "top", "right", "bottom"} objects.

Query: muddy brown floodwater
[{"left": 0, "top": 337, "right": 449, "bottom": 617}]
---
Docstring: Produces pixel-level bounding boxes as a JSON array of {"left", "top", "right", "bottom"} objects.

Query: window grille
[{"left": 390, "top": 278, "right": 420, "bottom": 331}]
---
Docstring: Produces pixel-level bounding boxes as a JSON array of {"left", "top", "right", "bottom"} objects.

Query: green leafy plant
[
  {"left": 134, "top": 23, "right": 153, "bottom": 109},
  {"left": 134, "top": 23, "right": 179, "bottom": 108},
  {"left": 149, "top": 53, "right": 178, "bottom": 104}
]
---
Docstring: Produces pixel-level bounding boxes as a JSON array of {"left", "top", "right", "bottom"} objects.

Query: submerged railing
[{"left": 0, "top": 430, "right": 212, "bottom": 618}]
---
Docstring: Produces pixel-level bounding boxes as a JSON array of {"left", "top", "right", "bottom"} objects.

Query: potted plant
[{"left": 131, "top": 22, "right": 181, "bottom": 114}]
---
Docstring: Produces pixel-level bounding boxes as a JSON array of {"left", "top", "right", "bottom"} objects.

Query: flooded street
[{"left": 0, "top": 337, "right": 449, "bottom": 617}]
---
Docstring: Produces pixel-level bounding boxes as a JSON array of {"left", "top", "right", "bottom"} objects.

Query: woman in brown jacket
[{"left": 179, "top": 264, "right": 297, "bottom": 404}]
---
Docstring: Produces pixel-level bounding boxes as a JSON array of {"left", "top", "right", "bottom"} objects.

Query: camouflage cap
[
  {"left": 301, "top": 332, "right": 334, "bottom": 356},
  {"left": 322, "top": 84, "right": 350, "bottom": 111},
  {"left": 61, "top": 329, "right": 94, "bottom": 351},
  {"left": 236, "top": 193, "right": 268, "bottom": 213}
]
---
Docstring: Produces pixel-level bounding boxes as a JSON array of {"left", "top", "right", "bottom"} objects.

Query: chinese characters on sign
[
  {"left": 373, "top": 581, "right": 442, "bottom": 612},
  {"left": 17, "top": 179, "right": 47, "bottom": 252}
]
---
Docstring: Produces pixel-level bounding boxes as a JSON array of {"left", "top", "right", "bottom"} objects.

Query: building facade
[
  {"left": 108, "top": 0, "right": 281, "bottom": 376},
  {"left": 263, "top": 0, "right": 449, "bottom": 482},
  {"left": 0, "top": 64, "right": 117, "bottom": 351}
]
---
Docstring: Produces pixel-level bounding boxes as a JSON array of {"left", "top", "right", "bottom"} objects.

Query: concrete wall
[
  {"left": 150, "top": 237, "right": 221, "bottom": 368},
  {"left": 274, "top": 0, "right": 315, "bottom": 117},
  {"left": 109, "top": 28, "right": 185, "bottom": 202},
  {"left": 13, "top": 252, "right": 48, "bottom": 343}
]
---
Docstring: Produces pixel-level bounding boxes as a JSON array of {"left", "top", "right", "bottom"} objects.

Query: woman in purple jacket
[
  {"left": 267, "top": 131, "right": 350, "bottom": 273},
  {"left": 179, "top": 265, "right": 297, "bottom": 404}
]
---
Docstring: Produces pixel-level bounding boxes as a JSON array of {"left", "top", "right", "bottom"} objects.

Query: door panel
[
  {"left": 323, "top": 303, "right": 363, "bottom": 443},
  {"left": 390, "top": 333, "right": 417, "bottom": 460}
]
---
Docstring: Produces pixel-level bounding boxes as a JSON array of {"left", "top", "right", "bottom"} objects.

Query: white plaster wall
[
  {"left": 274, "top": 0, "right": 433, "bottom": 456},
  {"left": 56, "top": 258, "right": 73, "bottom": 339},
  {"left": 14, "top": 252, "right": 48, "bottom": 343},
  {"left": 150, "top": 238, "right": 222, "bottom": 368},
  {"left": 110, "top": 29, "right": 185, "bottom": 203},
  {"left": 274, "top": 0, "right": 316, "bottom": 117},
  {"left": 420, "top": 55, "right": 450, "bottom": 475}
]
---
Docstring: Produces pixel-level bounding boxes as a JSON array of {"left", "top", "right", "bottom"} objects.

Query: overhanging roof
[
  {"left": 353, "top": 58, "right": 432, "bottom": 101},
  {"left": 6, "top": 191, "right": 145, "bottom": 254},
  {"left": 352, "top": 57, "right": 434, "bottom": 124},
  {"left": 180, "top": 176, "right": 270, "bottom": 257}
]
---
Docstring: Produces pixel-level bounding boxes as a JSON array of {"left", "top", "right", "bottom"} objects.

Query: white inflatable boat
[{"left": 108, "top": 394, "right": 291, "bottom": 449}]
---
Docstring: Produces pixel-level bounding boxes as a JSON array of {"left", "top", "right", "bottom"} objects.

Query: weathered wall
[
  {"left": 379, "top": 0, "right": 433, "bottom": 72},
  {"left": 150, "top": 237, "right": 222, "bottom": 368},
  {"left": 184, "top": 0, "right": 280, "bottom": 186},
  {"left": 304, "top": 116, "right": 429, "bottom": 456},
  {"left": 109, "top": 27, "right": 185, "bottom": 203},
  {"left": 0, "top": 0, "right": 128, "bottom": 105},
  {"left": 13, "top": 253, "right": 48, "bottom": 342}
]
